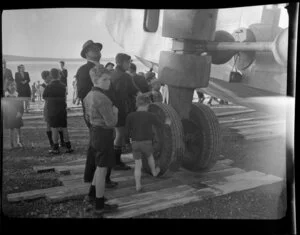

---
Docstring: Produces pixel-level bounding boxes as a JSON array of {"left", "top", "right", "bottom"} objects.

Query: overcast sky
[{"left": 2, "top": 8, "right": 125, "bottom": 58}]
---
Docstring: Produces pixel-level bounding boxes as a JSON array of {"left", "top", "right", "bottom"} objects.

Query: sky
[
  {"left": 2, "top": 6, "right": 289, "bottom": 59},
  {"left": 2, "top": 8, "right": 125, "bottom": 58}
]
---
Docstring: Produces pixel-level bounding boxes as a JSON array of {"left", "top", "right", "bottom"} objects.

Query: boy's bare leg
[
  {"left": 92, "top": 172, "right": 96, "bottom": 186},
  {"left": 95, "top": 166, "right": 107, "bottom": 197},
  {"left": 16, "top": 128, "right": 23, "bottom": 147},
  {"left": 51, "top": 128, "right": 59, "bottom": 144},
  {"left": 134, "top": 159, "right": 142, "bottom": 191},
  {"left": 9, "top": 129, "right": 15, "bottom": 149},
  {"left": 147, "top": 154, "right": 160, "bottom": 177},
  {"left": 62, "top": 128, "right": 70, "bottom": 142}
]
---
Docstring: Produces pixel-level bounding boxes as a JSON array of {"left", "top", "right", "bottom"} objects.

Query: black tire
[
  {"left": 142, "top": 103, "right": 185, "bottom": 176},
  {"left": 181, "top": 103, "right": 221, "bottom": 171}
]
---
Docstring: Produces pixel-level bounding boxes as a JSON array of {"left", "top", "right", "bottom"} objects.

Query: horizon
[{"left": 3, "top": 53, "right": 116, "bottom": 60}]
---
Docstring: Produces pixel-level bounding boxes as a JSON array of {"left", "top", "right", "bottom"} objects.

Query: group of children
[
  {"left": 3, "top": 68, "right": 73, "bottom": 154},
  {"left": 82, "top": 62, "right": 169, "bottom": 215}
]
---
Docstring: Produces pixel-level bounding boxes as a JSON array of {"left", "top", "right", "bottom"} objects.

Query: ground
[{"left": 2, "top": 107, "right": 287, "bottom": 220}]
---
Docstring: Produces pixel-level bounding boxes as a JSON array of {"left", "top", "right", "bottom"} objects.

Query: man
[
  {"left": 128, "top": 63, "right": 150, "bottom": 93},
  {"left": 2, "top": 59, "right": 14, "bottom": 95},
  {"left": 59, "top": 61, "right": 68, "bottom": 87},
  {"left": 76, "top": 40, "right": 117, "bottom": 198},
  {"left": 110, "top": 53, "right": 139, "bottom": 170}
]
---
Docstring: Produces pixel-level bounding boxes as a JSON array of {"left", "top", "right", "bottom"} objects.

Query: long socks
[
  {"left": 114, "top": 145, "right": 122, "bottom": 165},
  {"left": 46, "top": 131, "right": 54, "bottom": 146},
  {"left": 106, "top": 168, "right": 112, "bottom": 183}
]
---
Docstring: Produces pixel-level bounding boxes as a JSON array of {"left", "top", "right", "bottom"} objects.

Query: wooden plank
[
  {"left": 104, "top": 171, "right": 283, "bottom": 218},
  {"left": 219, "top": 116, "right": 272, "bottom": 125},
  {"left": 244, "top": 133, "right": 284, "bottom": 141},
  {"left": 207, "top": 171, "right": 283, "bottom": 195},
  {"left": 48, "top": 177, "right": 182, "bottom": 203},
  {"left": 7, "top": 185, "right": 67, "bottom": 202},
  {"left": 104, "top": 185, "right": 199, "bottom": 218},
  {"left": 231, "top": 120, "right": 285, "bottom": 130},
  {"left": 216, "top": 109, "right": 255, "bottom": 117}
]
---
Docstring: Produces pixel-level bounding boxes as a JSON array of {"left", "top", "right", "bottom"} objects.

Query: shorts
[
  {"left": 132, "top": 140, "right": 153, "bottom": 160},
  {"left": 48, "top": 112, "right": 67, "bottom": 128},
  {"left": 90, "top": 125, "right": 116, "bottom": 168}
]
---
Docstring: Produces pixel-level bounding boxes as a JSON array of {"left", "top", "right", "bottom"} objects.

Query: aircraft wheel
[
  {"left": 142, "top": 103, "right": 185, "bottom": 176},
  {"left": 181, "top": 103, "right": 221, "bottom": 171}
]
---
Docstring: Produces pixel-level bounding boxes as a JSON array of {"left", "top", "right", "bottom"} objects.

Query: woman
[{"left": 15, "top": 65, "right": 31, "bottom": 112}]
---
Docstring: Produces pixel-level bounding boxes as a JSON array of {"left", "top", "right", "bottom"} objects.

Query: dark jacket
[
  {"left": 76, "top": 61, "right": 95, "bottom": 100},
  {"left": 132, "top": 74, "right": 150, "bottom": 93},
  {"left": 110, "top": 65, "right": 139, "bottom": 126},
  {"left": 60, "top": 69, "right": 68, "bottom": 87},
  {"left": 15, "top": 72, "right": 31, "bottom": 97},
  {"left": 42, "top": 80, "right": 66, "bottom": 117}
]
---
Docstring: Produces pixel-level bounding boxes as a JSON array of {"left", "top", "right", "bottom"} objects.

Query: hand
[
  {"left": 16, "top": 112, "right": 22, "bottom": 118},
  {"left": 165, "top": 117, "right": 171, "bottom": 126},
  {"left": 112, "top": 106, "right": 118, "bottom": 114}
]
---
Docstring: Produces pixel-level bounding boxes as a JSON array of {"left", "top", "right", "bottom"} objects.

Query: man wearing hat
[
  {"left": 110, "top": 53, "right": 139, "bottom": 170},
  {"left": 76, "top": 40, "right": 118, "bottom": 202}
]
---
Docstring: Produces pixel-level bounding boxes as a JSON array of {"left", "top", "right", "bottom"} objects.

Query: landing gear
[
  {"left": 142, "top": 103, "right": 185, "bottom": 176},
  {"left": 141, "top": 102, "right": 220, "bottom": 176},
  {"left": 181, "top": 103, "right": 221, "bottom": 171}
]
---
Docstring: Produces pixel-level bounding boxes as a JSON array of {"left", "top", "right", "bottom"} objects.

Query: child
[
  {"left": 31, "top": 82, "right": 37, "bottom": 102},
  {"left": 148, "top": 79, "right": 163, "bottom": 103},
  {"left": 125, "top": 93, "right": 170, "bottom": 192},
  {"left": 83, "top": 65, "right": 119, "bottom": 215},
  {"left": 3, "top": 80, "right": 24, "bottom": 149},
  {"left": 43, "top": 68, "right": 73, "bottom": 154}
]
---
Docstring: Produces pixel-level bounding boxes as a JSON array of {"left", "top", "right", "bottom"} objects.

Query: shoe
[
  {"left": 49, "top": 144, "right": 60, "bottom": 154},
  {"left": 60, "top": 142, "right": 66, "bottom": 148},
  {"left": 105, "top": 180, "right": 118, "bottom": 189},
  {"left": 94, "top": 203, "right": 119, "bottom": 215},
  {"left": 84, "top": 195, "right": 108, "bottom": 203},
  {"left": 113, "top": 162, "right": 131, "bottom": 171},
  {"left": 65, "top": 148, "right": 74, "bottom": 153}
]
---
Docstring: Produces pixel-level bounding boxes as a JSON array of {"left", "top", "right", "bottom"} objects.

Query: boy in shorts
[
  {"left": 43, "top": 68, "right": 73, "bottom": 154},
  {"left": 83, "top": 65, "right": 119, "bottom": 214},
  {"left": 125, "top": 93, "right": 170, "bottom": 192}
]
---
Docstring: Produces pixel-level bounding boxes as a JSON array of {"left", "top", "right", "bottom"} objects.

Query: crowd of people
[{"left": 2, "top": 38, "right": 229, "bottom": 216}]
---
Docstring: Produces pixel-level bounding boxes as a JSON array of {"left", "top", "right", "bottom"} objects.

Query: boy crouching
[
  {"left": 83, "top": 65, "right": 119, "bottom": 215},
  {"left": 125, "top": 93, "right": 170, "bottom": 192}
]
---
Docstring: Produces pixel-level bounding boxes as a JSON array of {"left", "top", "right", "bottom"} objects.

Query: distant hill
[{"left": 3, "top": 54, "right": 115, "bottom": 62}]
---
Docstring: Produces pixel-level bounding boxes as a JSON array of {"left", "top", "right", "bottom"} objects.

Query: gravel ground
[{"left": 2, "top": 112, "right": 288, "bottom": 226}]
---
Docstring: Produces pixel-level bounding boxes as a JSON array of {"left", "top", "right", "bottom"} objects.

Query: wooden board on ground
[
  {"left": 104, "top": 171, "right": 282, "bottom": 218},
  {"left": 216, "top": 109, "right": 255, "bottom": 117}
]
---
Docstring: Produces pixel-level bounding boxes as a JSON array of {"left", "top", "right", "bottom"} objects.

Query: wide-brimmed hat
[{"left": 81, "top": 40, "right": 103, "bottom": 59}]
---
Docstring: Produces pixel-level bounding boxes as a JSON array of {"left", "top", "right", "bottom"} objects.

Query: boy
[
  {"left": 125, "top": 93, "right": 170, "bottom": 192},
  {"left": 149, "top": 79, "right": 163, "bottom": 103},
  {"left": 83, "top": 65, "right": 119, "bottom": 214},
  {"left": 43, "top": 68, "right": 73, "bottom": 154}
]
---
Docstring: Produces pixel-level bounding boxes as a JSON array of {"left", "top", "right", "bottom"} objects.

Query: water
[{"left": 6, "top": 59, "right": 149, "bottom": 102}]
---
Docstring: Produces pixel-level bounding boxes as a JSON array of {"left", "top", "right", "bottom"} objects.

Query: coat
[
  {"left": 110, "top": 65, "right": 139, "bottom": 126},
  {"left": 15, "top": 72, "right": 31, "bottom": 98},
  {"left": 42, "top": 80, "right": 67, "bottom": 118},
  {"left": 76, "top": 61, "right": 95, "bottom": 100}
]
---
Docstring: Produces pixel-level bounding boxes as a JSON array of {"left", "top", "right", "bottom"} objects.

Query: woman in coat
[{"left": 15, "top": 64, "right": 31, "bottom": 112}]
